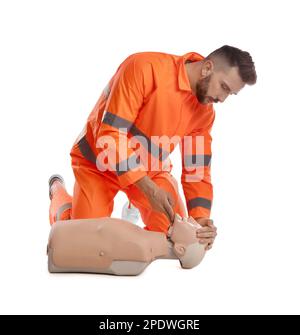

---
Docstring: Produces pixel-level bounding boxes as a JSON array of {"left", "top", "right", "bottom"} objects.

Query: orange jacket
[{"left": 73, "top": 51, "right": 215, "bottom": 219}]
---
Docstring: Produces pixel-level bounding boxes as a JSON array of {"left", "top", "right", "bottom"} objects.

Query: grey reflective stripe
[
  {"left": 102, "top": 111, "right": 133, "bottom": 130},
  {"left": 116, "top": 155, "right": 141, "bottom": 176},
  {"left": 102, "top": 111, "right": 170, "bottom": 162},
  {"left": 161, "top": 149, "right": 171, "bottom": 161},
  {"left": 187, "top": 197, "right": 212, "bottom": 210},
  {"left": 76, "top": 134, "right": 141, "bottom": 176},
  {"left": 77, "top": 136, "right": 97, "bottom": 164},
  {"left": 130, "top": 125, "right": 169, "bottom": 161},
  {"left": 55, "top": 202, "right": 72, "bottom": 221},
  {"left": 103, "top": 84, "right": 111, "bottom": 99},
  {"left": 183, "top": 154, "right": 212, "bottom": 167}
]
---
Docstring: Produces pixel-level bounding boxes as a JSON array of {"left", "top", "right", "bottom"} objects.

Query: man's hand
[
  {"left": 195, "top": 217, "right": 217, "bottom": 251},
  {"left": 135, "top": 176, "right": 175, "bottom": 222}
]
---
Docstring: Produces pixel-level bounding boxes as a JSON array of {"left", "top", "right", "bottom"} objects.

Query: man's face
[{"left": 195, "top": 64, "right": 245, "bottom": 105}]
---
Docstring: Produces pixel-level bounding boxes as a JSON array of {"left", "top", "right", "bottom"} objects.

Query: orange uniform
[{"left": 49, "top": 51, "right": 215, "bottom": 234}]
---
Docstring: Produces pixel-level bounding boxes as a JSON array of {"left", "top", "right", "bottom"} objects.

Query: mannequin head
[{"left": 168, "top": 214, "right": 206, "bottom": 269}]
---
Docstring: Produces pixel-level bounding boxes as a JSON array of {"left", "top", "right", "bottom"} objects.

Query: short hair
[{"left": 207, "top": 45, "right": 257, "bottom": 85}]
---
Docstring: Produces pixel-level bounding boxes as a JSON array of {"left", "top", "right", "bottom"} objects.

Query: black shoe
[{"left": 48, "top": 174, "right": 65, "bottom": 199}]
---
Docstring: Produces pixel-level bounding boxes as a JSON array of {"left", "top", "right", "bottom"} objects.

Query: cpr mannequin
[{"left": 47, "top": 213, "right": 206, "bottom": 276}]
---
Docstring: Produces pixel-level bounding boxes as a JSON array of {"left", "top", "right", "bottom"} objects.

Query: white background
[{"left": 0, "top": 0, "right": 299, "bottom": 315}]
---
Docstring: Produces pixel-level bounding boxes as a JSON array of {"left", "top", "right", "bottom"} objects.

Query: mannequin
[{"left": 47, "top": 214, "right": 207, "bottom": 276}]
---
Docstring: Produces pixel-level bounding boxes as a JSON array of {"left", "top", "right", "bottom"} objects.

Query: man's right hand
[{"left": 135, "top": 176, "right": 175, "bottom": 223}]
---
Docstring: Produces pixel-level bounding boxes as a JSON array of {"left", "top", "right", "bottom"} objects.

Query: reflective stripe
[
  {"left": 103, "top": 83, "right": 111, "bottom": 99},
  {"left": 77, "top": 136, "right": 97, "bottom": 164},
  {"left": 74, "top": 124, "right": 87, "bottom": 146},
  {"left": 79, "top": 110, "right": 172, "bottom": 172},
  {"left": 102, "top": 111, "right": 170, "bottom": 162},
  {"left": 187, "top": 197, "right": 212, "bottom": 210},
  {"left": 161, "top": 149, "right": 171, "bottom": 161},
  {"left": 116, "top": 154, "right": 141, "bottom": 176},
  {"left": 102, "top": 111, "right": 133, "bottom": 130},
  {"left": 183, "top": 154, "right": 211, "bottom": 167},
  {"left": 77, "top": 135, "right": 142, "bottom": 176},
  {"left": 130, "top": 125, "right": 169, "bottom": 161},
  {"left": 55, "top": 202, "right": 72, "bottom": 221}
]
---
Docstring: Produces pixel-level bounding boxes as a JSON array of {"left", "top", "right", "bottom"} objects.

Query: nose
[{"left": 218, "top": 93, "right": 229, "bottom": 103}]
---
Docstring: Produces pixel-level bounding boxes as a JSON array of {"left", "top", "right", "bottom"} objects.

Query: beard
[{"left": 195, "top": 75, "right": 213, "bottom": 104}]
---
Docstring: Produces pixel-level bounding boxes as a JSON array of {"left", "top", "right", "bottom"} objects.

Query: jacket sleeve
[
  {"left": 180, "top": 111, "right": 215, "bottom": 218},
  {"left": 96, "top": 55, "right": 154, "bottom": 188}
]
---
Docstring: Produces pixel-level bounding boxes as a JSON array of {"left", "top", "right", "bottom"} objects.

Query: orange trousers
[{"left": 49, "top": 145, "right": 187, "bottom": 235}]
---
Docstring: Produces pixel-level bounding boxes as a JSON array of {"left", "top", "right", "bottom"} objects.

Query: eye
[{"left": 221, "top": 83, "right": 229, "bottom": 92}]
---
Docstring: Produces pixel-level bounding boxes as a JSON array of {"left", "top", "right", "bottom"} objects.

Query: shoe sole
[{"left": 48, "top": 174, "right": 65, "bottom": 199}]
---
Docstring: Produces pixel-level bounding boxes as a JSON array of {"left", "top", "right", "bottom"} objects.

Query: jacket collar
[{"left": 178, "top": 52, "right": 205, "bottom": 92}]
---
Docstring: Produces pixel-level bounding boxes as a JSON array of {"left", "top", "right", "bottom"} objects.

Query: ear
[
  {"left": 173, "top": 243, "right": 186, "bottom": 256},
  {"left": 201, "top": 60, "right": 214, "bottom": 77}
]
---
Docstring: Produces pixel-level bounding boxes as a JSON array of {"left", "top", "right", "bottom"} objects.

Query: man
[{"left": 48, "top": 45, "right": 257, "bottom": 251}]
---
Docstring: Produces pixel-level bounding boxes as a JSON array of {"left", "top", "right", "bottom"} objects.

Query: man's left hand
[{"left": 194, "top": 217, "right": 217, "bottom": 251}]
